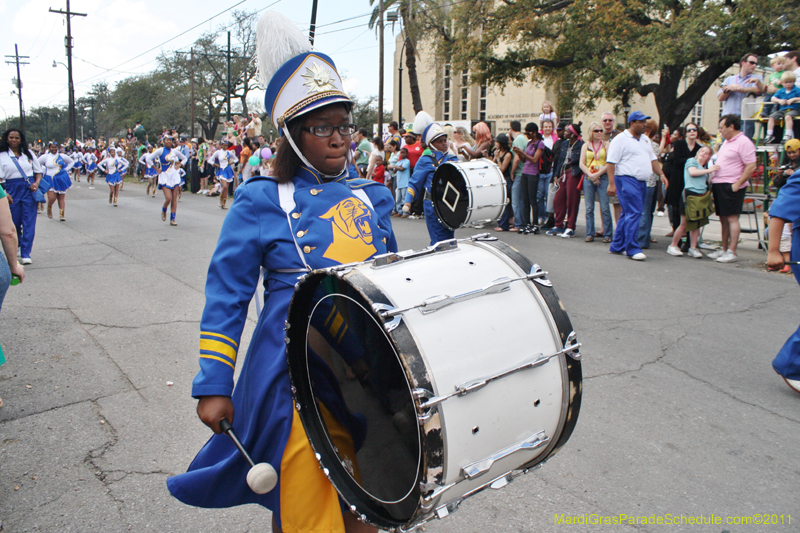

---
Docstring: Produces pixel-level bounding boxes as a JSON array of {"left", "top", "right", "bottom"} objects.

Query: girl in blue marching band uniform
[
  {"left": 146, "top": 136, "right": 187, "bottom": 226},
  {"left": 209, "top": 140, "right": 237, "bottom": 209},
  {"left": 0, "top": 129, "right": 42, "bottom": 264},
  {"left": 167, "top": 11, "right": 395, "bottom": 533},
  {"left": 84, "top": 150, "right": 98, "bottom": 188},
  {"left": 767, "top": 164, "right": 800, "bottom": 395},
  {"left": 403, "top": 112, "right": 459, "bottom": 245},
  {"left": 139, "top": 146, "right": 158, "bottom": 197},
  {"left": 38, "top": 142, "right": 75, "bottom": 221},
  {"left": 71, "top": 147, "right": 83, "bottom": 183},
  {"left": 97, "top": 151, "right": 129, "bottom": 206}
]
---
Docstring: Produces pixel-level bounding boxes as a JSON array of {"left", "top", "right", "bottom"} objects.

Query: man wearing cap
[
  {"left": 606, "top": 111, "right": 668, "bottom": 260},
  {"left": 403, "top": 121, "right": 458, "bottom": 244}
]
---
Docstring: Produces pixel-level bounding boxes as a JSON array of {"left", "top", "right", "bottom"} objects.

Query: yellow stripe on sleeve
[
  {"left": 199, "top": 339, "right": 237, "bottom": 364},
  {"left": 200, "top": 331, "right": 238, "bottom": 348},
  {"left": 200, "top": 354, "right": 235, "bottom": 370}
]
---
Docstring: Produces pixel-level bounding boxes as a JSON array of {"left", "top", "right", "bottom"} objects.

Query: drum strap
[{"left": 275, "top": 181, "right": 376, "bottom": 273}]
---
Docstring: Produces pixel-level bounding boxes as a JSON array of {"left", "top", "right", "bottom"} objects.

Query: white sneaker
[
  {"left": 629, "top": 252, "right": 646, "bottom": 261},
  {"left": 687, "top": 247, "right": 703, "bottom": 258},
  {"left": 20, "top": 257, "right": 32, "bottom": 265},
  {"left": 666, "top": 245, "right": 683, "bottom": 256},
  {"left": 707, "top": 249, "right": 725, "bottom": 259},
  {"left": 716, "top": 250, "right": 738, "bottom": 263},
  {"left": 656, "top": 211, "right": 665, "bottom": 217},
  {"left": 561, "top": 229, "right": 575, "bottom": 238},
  {"left": 784, "top": 377, "right": 800, "bottom": 393}
]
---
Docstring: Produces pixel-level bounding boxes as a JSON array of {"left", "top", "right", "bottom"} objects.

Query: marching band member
[
  {"left": 139, "top": 146, "right": 158, "bottom": 197},
  {"left": 403, "top": 111, "right": 459, "bottom": 245},
  {"left": 767, "top": 164, "right": 800, "bottom": 394},
  {"left": 84, "top": 149, "right": 98, "bottom": 188},
  {"left": 146, "top": 136, "right": 187, "bottom": 225},
  {"left": 38, "top": 142, "right": 75, "bottom": 221},
  {"left": 167, "top": 11, "right": 396, "bottom": 533},
  {"left": 209, "top": 140, "right": 237, "bottom": 209},
  {"left": 97, "top": 151, "right": 129, "bottom": 206},
  {"left": 71, "top": 148, "right": 84, "bottom": 182},
  {"left": 0, "top": 129, "right": 43, "bottom": 264}
]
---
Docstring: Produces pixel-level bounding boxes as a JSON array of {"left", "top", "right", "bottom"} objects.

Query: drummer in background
[
  {"left": 403, "top": 114, "right": 459, "bottom": 244},
  {"left": 167, "top": 11, "right": 396, "bottom": 533}
]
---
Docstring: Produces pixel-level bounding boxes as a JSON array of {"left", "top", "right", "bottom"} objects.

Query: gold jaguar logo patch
[{"left": 320, "top": 197, "right": 376, "bottom": 263}]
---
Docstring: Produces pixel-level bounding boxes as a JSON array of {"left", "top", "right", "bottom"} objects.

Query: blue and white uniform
[
  {"left": 405, "top": 148, "right": 459, "bottom": 245},
  {"left": 146, "top": 147, "right": 187, "bottom": 189},
  {"left": 84, "top": 152, "right": 98, "bottom": 173},
  {"left": 167, "top": 167, "right": 397, "bottom": 515},
  {"left": 71, "top": 151, "right": 83, "bottom": 171},
  {"left": 38, "top": 152, "right": 75, "bottom": 193},
  {"left": 98, "top": 156, "right": 129, "bottom": 184},
  {"left": 770, "top": 169, "right": 800, "bottom": 383},
  {"left": 210, "top": 149, "right": 237, "bottom": 182},
  {"left": 0, "top": 149, "right": 43, "bottom": 260},
  {"left": 139, "top": 153, "right": 158, "bottom": 178}
]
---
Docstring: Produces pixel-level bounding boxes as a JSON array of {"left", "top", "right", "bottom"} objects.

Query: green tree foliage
[
  {"left": 449, "top": 0, "right": 800, "bottom": 128},
  {"left": 351, "top": 95, "right": 394, "bottom": 130}
]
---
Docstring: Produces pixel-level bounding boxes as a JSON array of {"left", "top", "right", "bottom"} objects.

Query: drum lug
[
  {"left": 564, "top": 331, "right": 581, "bottom": 360},
  {"left": 460, "top": 430, "right": 549, "bottom": 480},
  {"left": 372, "top": 303, "right": 401, "bottom": 332},
  {"left": 371, "top": 252, "right": 404, "bottom": 268},
  {"left": 413, "top": 388, "right": 437, "bottom": 423},
  {"left": 530, "top": 263, "right": 553, "bottom": 287}
]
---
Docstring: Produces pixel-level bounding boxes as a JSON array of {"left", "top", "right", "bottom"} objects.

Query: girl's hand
[{"left": 197, "top": 395, "right": 235, "bottom": 434}]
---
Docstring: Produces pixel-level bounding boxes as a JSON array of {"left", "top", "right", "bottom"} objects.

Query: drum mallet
[{"left": 219, "top": 418, "right": 278, "bottom": 494}]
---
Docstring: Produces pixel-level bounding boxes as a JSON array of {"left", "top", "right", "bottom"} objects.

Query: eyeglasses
[
  {"left": 593, "top": 129, "right": 602, "bottom": 133},
  {"left": 745, "top": 60, "right": 758, "bottom": 65},
  {"left": 602, "top": 119, "right": 614, "bottom": 122},
  {"left": 301, "top": 124, "right": 357, "bottom": 137},
  {"left": 686, "top": 128, "right": 698, "bottom": 132}
]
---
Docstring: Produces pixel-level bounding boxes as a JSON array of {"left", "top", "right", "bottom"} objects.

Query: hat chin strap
[{"left": 282, "top": 126, "right": 349, "bottom": 180}]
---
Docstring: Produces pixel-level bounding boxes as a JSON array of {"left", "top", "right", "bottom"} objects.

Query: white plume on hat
[
  {"left": 256, "top": 11, "right": 312, "bottom": 88},
  {"left": 412, "top": 111, "right": 433, "bottom": 136}
]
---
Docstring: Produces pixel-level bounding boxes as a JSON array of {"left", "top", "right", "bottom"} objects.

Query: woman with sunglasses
[
  {"left": 168, "top": 13, "right": 397, "bottom": 532},
  {"left": 579, "top": 123, "right": 612, "bottom": 242}
]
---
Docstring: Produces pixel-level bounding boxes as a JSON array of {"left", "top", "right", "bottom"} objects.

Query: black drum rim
[{"left": 286, "top": 270, "right": 430, "bottom": 529}]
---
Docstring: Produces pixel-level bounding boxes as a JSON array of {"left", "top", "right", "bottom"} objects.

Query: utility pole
[
  {"left": 378, "top": 0, "right": 385, "bottom": 136},
  {"left": 5, "top": 44, "right": 29, "bottom": 131},
  {"left": 50, "top": 0, "right": 87, "bottom": 144},
  {"left": 190, "top": 49, "right": 195, "bottom": 137},
  {"left": 87, "top": 97, "right": 95, "bottom": 138},
  {"left": 226, "top": 32, "right": 231, "bottom": 122},
  {"left": 309, "top": 0, "right": 319, "bottom": 45}
]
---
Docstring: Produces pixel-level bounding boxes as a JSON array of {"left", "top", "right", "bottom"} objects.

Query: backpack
[{"left": 539, "top": 142, "right": 554, "bottom": 174}]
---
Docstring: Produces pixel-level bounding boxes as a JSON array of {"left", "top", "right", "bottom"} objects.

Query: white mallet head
[
  {"left": 402, "top": 205, "right": 410, "bottom": 213},
  {"left": 246, "top": 462, "right": 278, "bottom": 494}
]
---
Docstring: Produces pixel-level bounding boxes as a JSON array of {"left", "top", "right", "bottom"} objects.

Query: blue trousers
[
  {"left": 610, "top": 175, "right": 645, "bottom": 256},
  {"left": 497, "top": 178, "right": 514, "bottom": 230},
  {"left": 773, "top": 324, "right": 800, "bottom": 380},
  {"left": 637, "top": 185, "right": 658, "bottom": 249},
  {"left": 511, "top": 174, "right": 526, "bottom": 228},
  {"left": 5, "top": 179, "right": 37, "bottom": 259},
  {"left": 424, "top": 200, "right": 454, "bottom": 246}
]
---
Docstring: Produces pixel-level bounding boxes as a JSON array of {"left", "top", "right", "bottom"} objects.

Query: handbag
[{"left": 685, "top": 190, "right": 714, "bottom": 221}]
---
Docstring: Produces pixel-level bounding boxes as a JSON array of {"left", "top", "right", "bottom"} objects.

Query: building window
[
  {"left": 479, "top": 83, "right": 487, "bottom": 122},
  {"left": 690, "top": 98, "right": 703, "bottom": 125},
  {"left": 443, "top": 64, "right": 451, "bottom": 121},
  {"left": 461, "top": 70, "right": 469, "bottom": 120}
]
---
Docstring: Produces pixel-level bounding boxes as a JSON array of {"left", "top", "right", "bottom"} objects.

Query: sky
[{"left": 0, "top": 0, "right": 399, "bottom": 123}]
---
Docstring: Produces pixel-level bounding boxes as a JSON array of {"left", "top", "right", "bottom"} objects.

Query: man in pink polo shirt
[{"left": 709, "top": 114, "right": 757, "bottom": 263}]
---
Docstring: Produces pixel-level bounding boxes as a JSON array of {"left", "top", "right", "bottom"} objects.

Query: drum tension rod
[
  {"left": 379, "top": 271, "right": 549, "bottom": 320},
  {"left": 417, "top": 343, "right": 581, "bottom": 411}
]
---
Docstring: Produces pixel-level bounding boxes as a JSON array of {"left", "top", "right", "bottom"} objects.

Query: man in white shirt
[
  {"left": 784, "top": 51, "right": 800, "bottom": 79},
  {"left": 606, "top": 111, "right": 668, "bottom": 261}
]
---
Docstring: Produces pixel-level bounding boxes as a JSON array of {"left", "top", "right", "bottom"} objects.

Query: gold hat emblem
[{"left": 301, "top": 62, "right": 338, "bottom": 94}]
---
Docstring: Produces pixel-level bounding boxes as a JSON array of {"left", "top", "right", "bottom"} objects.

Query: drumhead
[
  {"left": 286, "top": 273, "right": 423, "bottom": 525},
  {"left": 431, "top": 164, "right": 469, "bottom": 231}
]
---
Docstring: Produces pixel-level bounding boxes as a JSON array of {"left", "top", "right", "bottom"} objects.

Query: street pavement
[{"left": 0, "top": 180, "right": 797, "bottom": 532}]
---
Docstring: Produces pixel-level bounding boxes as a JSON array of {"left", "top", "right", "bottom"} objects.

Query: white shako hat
[
  {"left": 258, "top": 11, "right": 352, "bottom": 131},
  {"left": 411, "top": 111, "right": 446, "bottom": 146}
]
